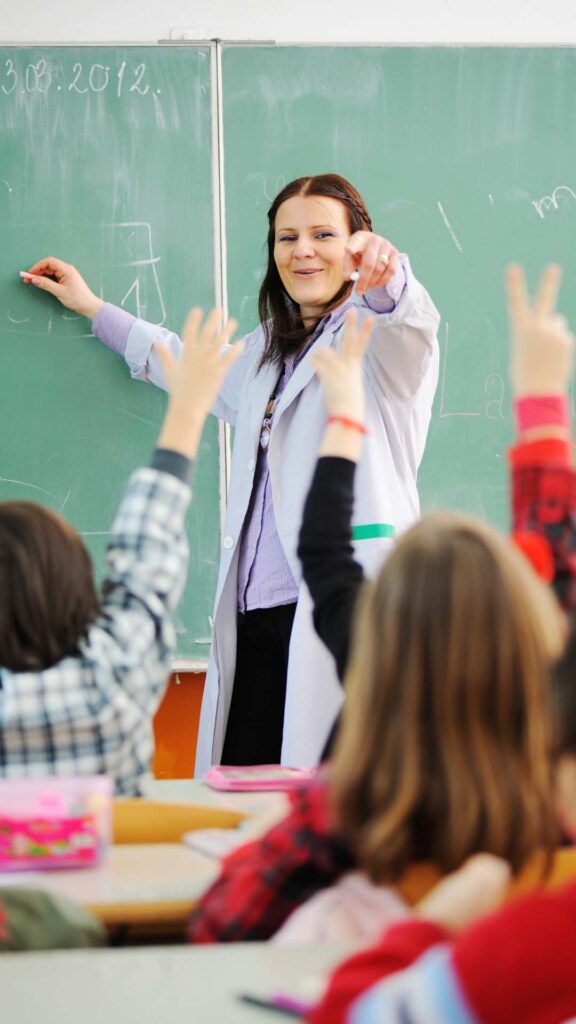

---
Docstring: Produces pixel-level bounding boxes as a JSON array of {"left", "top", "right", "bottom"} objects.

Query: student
[
  {"left": 309, "top": 647, "right": 576, "bottom": 1024},
  {"left": 186, "top": 265, "right": 574, "bottom": 944},
  {"left": 187, "top": 284, "right": 569, "bottom": 944},
  {"left": 21, "top": 173, "right": 440, "bottom": 771},
  {"left": 0, "top": 310, "right": 240, "bottom": 795},
  {"left": 309, "top": 851, "right": 576, "bottom": 1024},
  {"left": 305, "top": 263, "right": 576, "bottom": 1021}
]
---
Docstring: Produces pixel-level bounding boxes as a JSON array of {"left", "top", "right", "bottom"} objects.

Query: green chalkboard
[
  {"left": 0, "top": 46, "right": 216, "bottom": 659},
  {"left": 223, "top": 46, "right": 576, "bottom": 530}
]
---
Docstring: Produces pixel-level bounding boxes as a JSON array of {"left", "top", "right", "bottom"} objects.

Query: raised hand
[
  {"left": 312, "top": 309, "right": 373, "bottom": 462},
  {"left": 312, "top": 309, "right": 374, "bottom": 424},
  {"left": 156, "top": 308, "right": 241, "bottom": 458},
  {"left": 507, "top": 263, "right": 574, "bottom": 397},
  {"left": 19, "top": 257, "right": 103, "bottom": 319},
  {"left": 343, "top": 232, "right": 400, "bottom": 295}
]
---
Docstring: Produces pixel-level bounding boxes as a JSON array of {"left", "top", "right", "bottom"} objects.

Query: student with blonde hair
[
  {"left": 187, "top": 268, "right": 568, "bottom": 944},
  {"left": 308, "top": 268, "right": 576, "bottom": 1024}
]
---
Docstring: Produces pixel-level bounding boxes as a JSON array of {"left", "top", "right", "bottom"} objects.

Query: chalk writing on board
[
  {"left": 0, "top": 57, "right": 161, "bottom": 99},
  {"left": 0, "top": 475, "right": 56, "bottom": 499},
  {"left": 436, "top": 201, "right": 464, "bottom": 253},
  {"left": 108, "top": 221, "right": 167, "bottom": 324},
  {"left": 438, "top": 323, "right": 481, "bottom": 418},
  {"left": 532, "top": 185, "right": 576, "bottom": 220},
  {"left": 484, "top": 373, "right": 506, "bottom": 421},
  {"left": 439, "top": 324, "right": 511, "bottom": 422}
]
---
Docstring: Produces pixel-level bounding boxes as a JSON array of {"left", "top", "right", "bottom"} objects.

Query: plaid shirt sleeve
[
  {"left": 510, "top": 438, "right": 576, "bottom": 613},
  {"left": 187, "top": 774, "right": 356, "bottom": 943},
  {"left": 0, "top": 467, "right": 190, "bottom": 795}
]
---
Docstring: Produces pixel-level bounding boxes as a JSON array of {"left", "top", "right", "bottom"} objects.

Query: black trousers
[{"left": 221, "top": 602, "right": 297, "bottom": 765}]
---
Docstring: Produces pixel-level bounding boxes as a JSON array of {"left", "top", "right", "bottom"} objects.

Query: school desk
[
  {"left": 0, "top": 941, "right": 355, "bottom": 1024},
  {"left": 141, "top": 776, "right": 289, "bottom": 819},
  {"left": 0, "top": 843, "right": 218, "bottom": 932}
]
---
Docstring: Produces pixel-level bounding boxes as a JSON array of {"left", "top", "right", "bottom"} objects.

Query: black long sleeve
[{"left": 297, "top": 456, "right": 366, "bottom": 684}]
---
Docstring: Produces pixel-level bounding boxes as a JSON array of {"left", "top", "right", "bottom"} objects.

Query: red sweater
[{"left": 309, "top": 882, "right": 576, "bottom": 1024}]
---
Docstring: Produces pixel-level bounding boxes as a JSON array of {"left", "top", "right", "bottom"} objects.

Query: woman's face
[{"left": 273, "top": 195, "right": 351, "bottom": 319}]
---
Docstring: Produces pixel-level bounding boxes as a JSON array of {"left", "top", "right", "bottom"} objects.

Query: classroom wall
[{"left": 2, "top": 0, "right": 576, "bottom": 45}]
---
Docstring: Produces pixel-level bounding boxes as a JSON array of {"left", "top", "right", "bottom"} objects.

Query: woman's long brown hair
[{"left": 331, "top": 511, "right": 565, "bottom": 881}]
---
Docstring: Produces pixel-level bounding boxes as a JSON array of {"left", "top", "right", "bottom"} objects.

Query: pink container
[{"left": 0, "top": 776, "right": 112, "bottom": 872}]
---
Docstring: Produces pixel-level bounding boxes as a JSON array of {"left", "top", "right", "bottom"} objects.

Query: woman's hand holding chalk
[{"left": 18, "top": 258, "right": 104, "bottom": 319}]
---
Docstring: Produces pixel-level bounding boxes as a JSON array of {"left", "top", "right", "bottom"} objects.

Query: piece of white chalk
[{"left": 350, "top": 270, "right": 359, "bottom": 282}]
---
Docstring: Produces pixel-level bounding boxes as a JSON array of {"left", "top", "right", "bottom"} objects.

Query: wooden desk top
[
  {"left": 0, "top": 843, "right": 219, "bottom": 927},
  {"left": 141, "top": 777, "right": 288, "bottom": 818}
]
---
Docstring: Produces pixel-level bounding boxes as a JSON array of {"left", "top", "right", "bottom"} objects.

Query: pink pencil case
[
  {"left": 203, "top": 765, "right": 317, "bottom": 792},
  {"left": 0, "top": 776, "right": 112, "bottom": 872}
]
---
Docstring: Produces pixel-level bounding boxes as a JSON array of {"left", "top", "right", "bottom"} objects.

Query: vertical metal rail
[{"left": 210, "top": 38, "right": 232, "bottom": 539}]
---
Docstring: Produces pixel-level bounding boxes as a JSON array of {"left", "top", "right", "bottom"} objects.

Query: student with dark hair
[
  {"left": 0, "top": 310, "right": 240, "bottom": 794},
  {"left": 22, "top": 173, "right": 439, "bottom": 770}
]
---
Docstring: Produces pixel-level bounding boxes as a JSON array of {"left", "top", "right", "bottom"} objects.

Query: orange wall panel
[{"left": 152, "top": 672, "right": 205, "bottom": 779}]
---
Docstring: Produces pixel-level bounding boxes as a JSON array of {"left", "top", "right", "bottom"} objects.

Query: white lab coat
[{"left": 122, "top": 256, "right": 440, "bottom": 773}]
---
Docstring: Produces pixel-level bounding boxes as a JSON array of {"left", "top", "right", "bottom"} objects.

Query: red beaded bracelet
[{"left": 327, "top": 415, "right": 368, "bottom": 434}]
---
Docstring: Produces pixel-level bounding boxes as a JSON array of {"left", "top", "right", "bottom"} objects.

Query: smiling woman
[{"left": 22, "top": 173, "right": 440, "bottom": 773}]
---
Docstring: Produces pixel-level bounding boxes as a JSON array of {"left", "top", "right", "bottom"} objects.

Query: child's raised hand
[
  {"left": 156, "top": 308, "right": 241, "bottom": 457},
  {"left": 312, "top": 309, "right": 374, "bottom": 425},
  {"left": 507, "top": 263, "right": 574, "bottom": 397}
]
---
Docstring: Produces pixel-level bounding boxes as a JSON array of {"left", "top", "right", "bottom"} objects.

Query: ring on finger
[{"left": 377, "top": 251, "right": 390, "bottom": 267}]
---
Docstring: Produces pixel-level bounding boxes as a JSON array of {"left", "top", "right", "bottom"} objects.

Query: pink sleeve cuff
[{"left": 515, "top": 395, "right": 570, "bottom": 433}]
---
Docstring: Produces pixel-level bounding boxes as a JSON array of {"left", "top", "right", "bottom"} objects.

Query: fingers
[
  {"left": 18, "top": 271, "right": 60, "bottom": 297},
  {"left": 311, "top": 347, "right": 338, "bottom": 380},
  {"left": 181, "top": 308, "right": 204, "bottom": 346},
  {"left": 154, "top": 344, "right": 176, "bottom": 389},
  {"left": 342, "top": 310, "right": 374, "bottom": 359},
  {"left": 345, "top": 233, "right": 399, "bottom": 293},
  {"left": 534, "top": 263, "right": 562, "bottom": 317},
  {"left": 505, "top": 263, "right": 529, "bottom": 327},
  {"left": 24, "top": 256, "right": 70, "bottom": 281},
  {"left": 312, "top": 314, "right": 373, "bottom": 381},
  {"left": 181, "top": 308, "right": 238, "bottom": 352},
  {"left": 346, "top": 233, "right": 380, "bottom": 294},
  {"left": 221, "top": 340, "right": 244, "bottom": 372},
  {"left": 506, "top": 263, "right": 563, "bottom": 324}
]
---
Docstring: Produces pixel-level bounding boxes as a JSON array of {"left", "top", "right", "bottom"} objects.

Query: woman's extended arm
[
  {"left": 20, "top": 256, "right": 246, "bottom": 422},
  {"left": 344, "top": 235, "right": 440, "bottom": 403}
]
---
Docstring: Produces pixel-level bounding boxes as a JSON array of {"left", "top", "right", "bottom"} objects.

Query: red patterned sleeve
[
  {"left": 307, "top": 919, "right": 447, "bottom": 1024},
  {"left": 510, "top": 438, "right": 576, "bottom": 611},
  {"left": 187, "top": 776, "right": 355, "bottom": 943}
]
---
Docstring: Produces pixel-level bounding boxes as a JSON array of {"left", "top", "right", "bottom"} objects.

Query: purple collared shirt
[{"left": 92, "top": 268, "right": 406, "bottom": 613}]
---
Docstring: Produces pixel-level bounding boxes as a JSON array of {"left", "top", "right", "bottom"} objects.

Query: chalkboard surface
[
  {"left": 3, "top": 45, "right": 576, "bottom": 664},
  {"left": 0, "top": 46, "right": 216, "bottom": 659},
  {"left": 223, "top": 46, "right": 576, "bottom": 530}
]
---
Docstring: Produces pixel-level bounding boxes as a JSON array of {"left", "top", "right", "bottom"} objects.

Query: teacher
[{"left": 23, "top": 173, "right": 440, "bottom": 773}]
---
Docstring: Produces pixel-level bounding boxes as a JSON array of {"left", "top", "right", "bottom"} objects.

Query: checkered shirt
[{"left": 0, "top": 467, "right": 190, "bottom": 795}]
